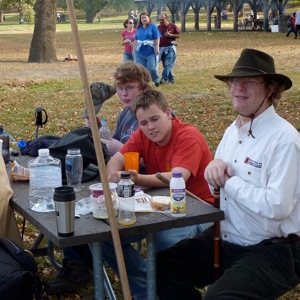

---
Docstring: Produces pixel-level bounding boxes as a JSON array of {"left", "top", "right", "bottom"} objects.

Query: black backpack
[
  {"left": 20, "top": 135, "right": 60, "bottom": 157},
  {"left": 48, "top": 127, "right": 110, "bottom": 182},
  {"left": 0, "top": 237, "right": 45, "bottom": 300}
]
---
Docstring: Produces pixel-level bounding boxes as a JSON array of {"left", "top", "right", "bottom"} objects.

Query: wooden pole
[
  {"left": 213, "top": 187, "right": 221, "bottom": 280},
  {"left": 65, "top": 1, "right": 131, "bottom": 299}
]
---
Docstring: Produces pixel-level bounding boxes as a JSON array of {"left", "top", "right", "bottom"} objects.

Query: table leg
[
  {"left": 147, "top": 232, "right": 156, "bottom": 300},
  {"left": 90, "top": 242, "right": 105, "bottom": 300}
]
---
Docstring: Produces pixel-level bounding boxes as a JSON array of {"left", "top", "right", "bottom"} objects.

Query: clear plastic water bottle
[
  {"left": 117, "top": 172, "right": 136, "bottom": 226},
  {"left": 29, "top": 148, "right": 62, "bottom": 212},
  {"left": 99, "top": 118, "right": 111, "bottom": 140},
  {"left": 65, "top": 148, "right": 83, "bottom": 192},
  {"left": 170, "top": 171, "right": 186, "bottom": 217},
  {"left": 0, "top": 125, "right": 10, "bottom": 164}
]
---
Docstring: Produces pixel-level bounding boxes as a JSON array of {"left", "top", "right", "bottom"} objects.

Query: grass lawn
[{"left": 0, "top": 8, "right": 300, "bottom": 300}]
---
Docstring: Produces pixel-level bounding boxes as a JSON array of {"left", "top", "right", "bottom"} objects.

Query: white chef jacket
[{"left": 215, "top": 105, "right": 300, "bottom": 246}]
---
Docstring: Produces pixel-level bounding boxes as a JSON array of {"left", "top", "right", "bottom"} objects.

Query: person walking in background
[
  {"left": 122, "top": 19, "right": 136, "bottom": 62},
  {"left": 133, "top": 10, "right": 139, "bottom": 28},
  {"left": 294, "top": 10, "right": 300, "bottom": 38},
  {"left": 286, "top": 12, "right": 296, "bottom": 37},
  {"left": 156, "top": 48, "right": 300, "bottom": 300},
  {"left": 158, "top": 13, "right": 180, "bottom": 85},
  {"left": 133, "top": 11, "right": 161, "bottom": 87}
]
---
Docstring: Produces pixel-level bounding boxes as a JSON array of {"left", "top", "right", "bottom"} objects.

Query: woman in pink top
[{"left": 122, "top": 19, "right": 136, "bottom": 62}]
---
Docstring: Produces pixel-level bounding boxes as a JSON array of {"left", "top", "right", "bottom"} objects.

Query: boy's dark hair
[
  {"left": 132, "top": 89, "right": 169, "bottom": 117},
  {"left": 114, "top": 62, "right": 151, "bottom": 91}
]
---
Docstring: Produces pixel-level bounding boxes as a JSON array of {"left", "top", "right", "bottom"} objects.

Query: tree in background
[
  {"left": 57, "top": 0, "right": 139, "bottom": 23},
  {"left": 112, "top": 0, "right": 135, "bottom": 12},
  {"left": 28, "top": 0, "right": 57, "bottom": 63},
  {"left": 75, "top": 0, "right": 111, "bottom": 23},
  {"left": 19, "top": 0, "right": 34, "bottom": 24},
  {"left": 0, "top": 0, "right": 11, "bottom": 23},
  {"left": 0, "top": 0, "right": 34, "bottom": 23}
]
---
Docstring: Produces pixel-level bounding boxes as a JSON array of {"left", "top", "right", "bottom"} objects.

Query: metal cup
[{"left": 54, "top": 186, "right": 76, "bottom": 237}]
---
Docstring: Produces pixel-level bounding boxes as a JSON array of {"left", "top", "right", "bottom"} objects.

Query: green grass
[{"left": 1, "top": 8, "right": 300, "bottom": 299}]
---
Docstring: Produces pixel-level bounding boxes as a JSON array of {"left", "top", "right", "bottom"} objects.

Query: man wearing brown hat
[{"left": 156, "top": 48, "right": 300, "bottom": 299}]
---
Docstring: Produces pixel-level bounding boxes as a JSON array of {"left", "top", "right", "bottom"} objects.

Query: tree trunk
[
  {"left": 191, "top": 3, "right": 202, "bottom": 30},
  {"left": 86, "top": 1, "right": 95, "bottom": 23},
  {"left": 28, "top": 0, "right": 57, "bottom": 63}
]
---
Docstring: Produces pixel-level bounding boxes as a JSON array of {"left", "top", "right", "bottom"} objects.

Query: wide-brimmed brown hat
[{"left": 214, "top": 48, "right": 292, "bottom": 90}]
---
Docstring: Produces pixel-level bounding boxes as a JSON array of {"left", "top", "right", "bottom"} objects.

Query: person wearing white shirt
[
  {"left": 156, "top": 48, "right": 300, "bottom": 300},
  {"left": 294, "top": 10, "right": 300, "bottom": 38}
]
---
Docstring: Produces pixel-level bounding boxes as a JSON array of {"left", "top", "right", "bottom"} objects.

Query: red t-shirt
[
  {"left": 120, "top": 118, "right": 214, "bottom": 203},
  {"left": 158, "top": 23, "right": 180, "bottom": 47},
  {"left": 122, "top": 29, "right": 136, "bottom": 53}
]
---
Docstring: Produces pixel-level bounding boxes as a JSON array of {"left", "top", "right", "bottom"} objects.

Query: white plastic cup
[{"left": 90, "top": 183, "right": 118, "bottom": 219}]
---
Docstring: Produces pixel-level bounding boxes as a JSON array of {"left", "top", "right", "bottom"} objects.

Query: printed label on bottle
[
  {"left": 170, "top": 188, "right": 186, "bottom": 214},
  {"left": 117, "top": 184, "right": 135, "bottom": 197},
  {"left": 65, "top": 160, "right": 72, "bottom": 171},
  {"left": 30, "top": 166, "right": 62, "bottom": 187}
]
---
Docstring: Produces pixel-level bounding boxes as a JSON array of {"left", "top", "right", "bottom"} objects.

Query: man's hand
[
  {"left": 165, "top": 30, "right": 172, "bottom": 37},
  {"left": 101, "top": 138, "right": 123, "bottom": 156},
  {"left": 204, "top": 159, "right": 233, "bottom": 189}
]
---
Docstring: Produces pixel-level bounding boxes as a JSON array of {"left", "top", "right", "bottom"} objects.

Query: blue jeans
[
  {"left": 123, "top": 51, "right": 134, "bottom": 63},
  {"left": 64, "top": 222, "right": 212, "bottom": 300},
  {"left": 135, "top": 52, "right": 159, "bottom": 84},
  {"left": 160, "top": 47, "right": 175, "bottom": 83}
]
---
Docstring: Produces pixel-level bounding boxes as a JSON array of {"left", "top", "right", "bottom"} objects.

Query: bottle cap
[
  {"left": 101, "top": 118, "right": 107, "bottom": 125},
  {"left": 172, "top": 171, "right": 182, "bottom": 178},
  {"left": 17, "top": 140, "right": 26, "bottom": 149},
  {"left": 11, "top": 150, "right": 19, "bottom": 156},
  {"left": 120, "top": 172, "right": 131, "bottom": 179},
  {"left": 67, "top": 148, "right": 81, "bottom": 155},
  {"left": 54, "top": 186, "right": 76, "bottom": 202},
  {"left": 38, "top": 148, "right": 49, "bottom": 156}
]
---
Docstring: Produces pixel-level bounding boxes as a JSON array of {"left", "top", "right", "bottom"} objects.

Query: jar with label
[
  {"left": 170, "top": 171, "right": 186, "bottom": 217},
  {"left": 28, "top": 149, "right": 62, "bottom": 212},
  {"left": 65, "top": 148, "right": 83, "bottom": 192},
  {"left": 117, "top": 172, "right": 136, "bottom": 226}
]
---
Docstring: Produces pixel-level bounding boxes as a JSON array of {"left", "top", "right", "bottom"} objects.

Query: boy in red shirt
[{"left": 107, "top": 89, "right": 213, "bottom": 203}]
